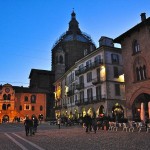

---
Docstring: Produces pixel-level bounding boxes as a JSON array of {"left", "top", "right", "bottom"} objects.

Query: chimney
[{"left": 140, "top": 13, "right": 146, "bottom": 22}]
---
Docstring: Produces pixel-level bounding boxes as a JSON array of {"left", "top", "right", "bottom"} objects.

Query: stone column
[
  {"left": 140, "top": 103, "right": 145, "bottom": 121},
  {"left": 148, "top": 102, "right": 150, "bottom": 119}
]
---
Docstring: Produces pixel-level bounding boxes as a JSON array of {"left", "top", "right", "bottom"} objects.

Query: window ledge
[
  {"left": 132, "top": 51, "right": 141, "bottom": 56},
  {"left": 133, "top": 78, "right": 150, "bottom": 83}
]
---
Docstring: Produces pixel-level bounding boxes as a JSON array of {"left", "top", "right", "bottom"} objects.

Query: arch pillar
[
  {"left": 140, "top": 103, "right": 145, "bottom": 122},
  {"left": 148, "top": 102, "right": 150, "bottom": 119}
]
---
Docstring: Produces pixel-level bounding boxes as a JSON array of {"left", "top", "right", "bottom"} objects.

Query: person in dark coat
[
  {"left": 32, "top": 117, "right": 39, "bottom": 134},
  {"left": 83, "top": 114, "right": 91, "bottom": 133},
  {"left": 28, "top": 118, "right": 34, "bottom": 136},
  {"left": 92, "top": 118, "right": 97, "bottom": 133},
  {"left": 24, "top": 117, "right": 30, "bottom": 136}
]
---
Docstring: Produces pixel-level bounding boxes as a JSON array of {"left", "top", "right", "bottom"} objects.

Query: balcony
[
  {"left": 92, "top": 78, "right": 104, "bottom": 85},
  {"left": 75, "top": 96, "right": 106, "bottom": 106},
  {"left": 63, "top": 104, "right": 67, "bottom": 109},
  {"left": 75, "top": 60, "right": 103, "bottom": 76},
  {"left": 67, "top": 90, "right": 74, "bottom": 97},
  {"left": 92, "top": 60, "right": 103, "bottom": 69},
  {"left": 55, "top": 105, "right": 62, "bottom": 110},
  {"left": 75, "top": 99, "right": 84, "bottom": 106},
  {"left": 76, "top": 83, "right": 84, "bottom": 90}
]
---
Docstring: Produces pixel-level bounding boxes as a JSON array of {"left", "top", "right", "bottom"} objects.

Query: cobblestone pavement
[{"left": 0, "top": 123, "right": 150, "bottom": 150}]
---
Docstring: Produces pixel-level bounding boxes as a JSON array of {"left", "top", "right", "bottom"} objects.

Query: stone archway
[
  {"left": 132, "top": 93, "right": 150, "bottom": 121},
  {"left": 3, "top": 115, "right": 9, "bottom": 122},
  {"left": 112, "top": 103, "right": 124, "bottom": 121}
]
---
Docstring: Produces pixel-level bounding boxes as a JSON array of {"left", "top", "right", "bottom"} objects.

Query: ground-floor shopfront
[{"left": 55, "top": 99, "right": 126, "bottom": 120}]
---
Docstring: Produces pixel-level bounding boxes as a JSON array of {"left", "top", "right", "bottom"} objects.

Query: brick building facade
[
  {"left": 114, "top": 13, "right": 150, "bottom": 121},
  {"left": 0, "top": 83, "right": 47, "bottom": 122}
]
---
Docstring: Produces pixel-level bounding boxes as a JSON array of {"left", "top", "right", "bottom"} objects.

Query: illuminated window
[{"left": 26, "top": 105, "right": 29, "bottom": 110}]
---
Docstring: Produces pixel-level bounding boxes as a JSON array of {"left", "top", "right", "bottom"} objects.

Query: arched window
[
  {"left": 7, "top": 94, "right": 11, "bottom": 100},
  {"left": 40, "top": 105, "right": 43, "bottom": 111},
  {"left": 136, "top": 66, "right": 147, "bottom": 81},
  {"left": 140, "top": 66, "right": 144, "bottom": 80},
  {"left": 7, "top": 104, "right": 11, "bottom": 110},
  {"left": 143, "top": 65, "right": 147, "bottom": 79},
  {"left": 32, "top": 106, "right": 35, "bottom": 111},
  {"left": 24, "top": 96, "right": 28, "bottom": 102},
  {"left": 56, "top": 56, "right": 59, "bottom": 63},
  {"left": 136, "top": 67, "right": 140, "bottom": 81},
  {"left": 134, "top": 56, "right": 147, "bottom": 82},
  {"left": 59, "top": 55, "right": 63, "bottom": 64},
  {"left": 20, "top": 105, "right": 22, "bottom": 111},
  {"left": 133, "top": 40, "right": 140, "bottom": 54},
  {"left": 3, "top": 94, "right": 7, "bottom": 100},
  {"left": 31, "top": 95, "right": 36, "bottom": 103},
  {"left": 2, "top": 104, "right": 7, "bottom": 110}
]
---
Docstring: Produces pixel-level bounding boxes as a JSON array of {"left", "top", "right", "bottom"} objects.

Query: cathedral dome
[
  {"left": 52, "top": 11, "right": 95, "bottom": 49},
  {"left": 51, "top": 11, "right": 96, "bottom": 80}
]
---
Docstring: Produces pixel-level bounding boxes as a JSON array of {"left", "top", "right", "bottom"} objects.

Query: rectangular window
[
  {"left": 87, "top": 72, "right": 92, "bottom": 82},
  {"left": 111, "top": 54, "right": 119, "bottom": 64},
  {"left": 79, "top": 76, "right": 84, "bottom": 84},
  {"left": 86, "top": 60, "right": 92, "bottom": 69},
  {"left": 79, "top": 64, "right": 84, "bottom": 71},
  {"left": 87, "top": 88, "right": 93, "bottom": 102},
  {"left": 32, "top": 106, "right": 35, "bottom": 111},
  {"left": 114, "top": 67, "right": 119, "bottom": 78},
  {"left": 96, "top": 86, "right": 101, "bottom": 100},
  {"left": 24, "top": 104, "right": 31, "bottom": 110},
  {"left": 115, "top": 84, "right": 120, "bottom": 96},
  {"left": 94, "top": 55, "right": 101, "bottom": 63},
  {"left": 80, "top": 91, "right": 84, "bottom": 103}
]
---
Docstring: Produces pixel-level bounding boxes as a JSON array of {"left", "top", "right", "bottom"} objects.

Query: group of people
[
  {"left": 83, "top": 114, "right": 97, "bottom": 133},
  {"left": 24, "top": 116, "right": 39, "bottom": 136}
]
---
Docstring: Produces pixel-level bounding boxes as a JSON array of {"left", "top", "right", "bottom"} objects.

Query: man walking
[{"left": 24, "top": 117, "right": 30, "bottom": 136}]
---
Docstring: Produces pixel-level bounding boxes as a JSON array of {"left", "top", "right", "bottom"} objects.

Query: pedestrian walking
[
  {"left": 83, "top": 114, "right": 91, "bottom": 133},
  {"left": 28, "top": 118, "right": 34, "bottom": 136},
  {"left": 24, "top": 117, "right": 30, "bottom": 136},
  {"left": 32, "top": 117, "right": 39, "bottom": 134},
  {"left": 92, "top": 118, "right": 97, "bottom": 133},
  {"left": 57, "top": 117, "right": 61, "bottom": 129}
]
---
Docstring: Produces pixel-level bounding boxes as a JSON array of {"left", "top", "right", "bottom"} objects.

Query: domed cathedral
[
  {"left": 52, "top": 11, "right": 96, "bottom": 80},
  {"left": 114, "top": 13, "right": 150, "bottom": 121}
]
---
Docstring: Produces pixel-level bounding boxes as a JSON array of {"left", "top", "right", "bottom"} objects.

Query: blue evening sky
[{"left": 0, "top": 0, "right": 150, "bottom": 87}]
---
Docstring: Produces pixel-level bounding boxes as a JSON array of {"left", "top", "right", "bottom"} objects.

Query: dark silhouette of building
[
  {"left": 29, "top": 69, "right": 55, "bottom": 119},
  {"left": 52, "top": 11, "right": 96, "bottom": 80}
]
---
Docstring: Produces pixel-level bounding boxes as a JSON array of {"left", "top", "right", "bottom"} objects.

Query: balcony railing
[
  {"left": 63, "top": 104, "right": 67, "bottom": 109},
  {"left": 92, "top": 77, "right": 105, "bottom": 85},
  {"left": 75, "top": 95, "right": 106, "bottom": 106},
  {"left": 67, "top": 90, "right": 74, "bottom": 97},
  {"left": 75, "top": 60, "right": 103, "bottom": 76},
  {"left": 75, "top": 83, "right": 84, "bottom": 90},
  {"left": 55, "top": 105, "right": 62, "bottom": 110}
]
